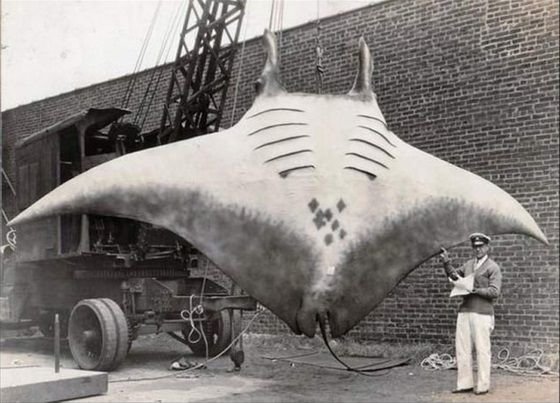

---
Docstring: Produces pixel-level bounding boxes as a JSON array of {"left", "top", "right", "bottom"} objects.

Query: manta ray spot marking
[{"left": 310, "top": 199, "right": 348, "bottom": 246}]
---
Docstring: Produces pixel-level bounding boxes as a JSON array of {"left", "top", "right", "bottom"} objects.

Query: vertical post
[
  {"left": 54, "top": 314, "right": 60, "bottom": 373},
  {"left": 229, "top": 283, "right": 244, "bottom": 371}
]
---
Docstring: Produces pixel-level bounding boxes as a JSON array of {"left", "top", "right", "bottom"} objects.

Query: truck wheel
[
  {"left": 68, "top": 298, "right": 129, "bottom": 371},
  {"left": 183, "top": 309, "right": 231, "bottom": 357}
]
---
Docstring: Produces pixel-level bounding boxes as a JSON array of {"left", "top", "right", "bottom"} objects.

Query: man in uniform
[{"left": 440, "top": 233, "right": 502, "bottom": 395}]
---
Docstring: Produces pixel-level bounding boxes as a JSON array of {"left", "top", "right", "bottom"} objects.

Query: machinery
[{"left": 0, "top": 0, "right": 255, "bottom": 372}]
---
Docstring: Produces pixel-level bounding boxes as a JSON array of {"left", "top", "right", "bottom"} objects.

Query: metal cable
[
  {"left": 268, "top": 0, "right": 276, "bottom": 31},
  {"left": 276, "top": 0, "right": 284, "bottom": 52},
  {"left": 121, "top": 0, "right": 163, "bottom": 109},
  {"left": 135, "top": 0, "right": 186, "bottom": 129},
  {"left": 314, "top": 0, "right": 324, "bottom": 93},
  {"left": 268, "top": 0, "right": 284, "bottom": 53},
  {"left": 229, "top": 0, "right": 250, "bottom": 127}
]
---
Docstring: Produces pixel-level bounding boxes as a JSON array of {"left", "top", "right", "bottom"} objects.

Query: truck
[{"left": 0, "top": 0, "right": 255, "bottom": 372}]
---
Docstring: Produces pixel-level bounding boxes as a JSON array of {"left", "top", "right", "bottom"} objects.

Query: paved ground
[{"left": 1, "top": 332, "right": 558, "bottom": 402}]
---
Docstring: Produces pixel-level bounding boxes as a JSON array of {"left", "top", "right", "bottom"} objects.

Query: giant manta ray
[{"left": 10, "top": 31, "right": 548, "bottom": 338}]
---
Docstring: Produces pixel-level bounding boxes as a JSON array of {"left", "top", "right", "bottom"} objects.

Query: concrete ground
[{"left": 1, "top": 331, "right": 558, "bottom": 402}]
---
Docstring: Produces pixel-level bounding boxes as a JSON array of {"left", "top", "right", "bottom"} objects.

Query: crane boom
[{"left": 159, "top": 0, "right": 246, "bottom": 144}]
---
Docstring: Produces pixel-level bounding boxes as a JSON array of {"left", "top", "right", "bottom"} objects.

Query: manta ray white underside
[{"left": 10, "top": 31, "right": 548, "bottom": 337}]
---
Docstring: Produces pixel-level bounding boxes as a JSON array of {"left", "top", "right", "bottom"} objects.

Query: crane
[
  {"left": 159, "top": 0, "right": 246, "bottom": 144},
  {"left": 109, "top": 0, "right": 246, "bottom": 152}
]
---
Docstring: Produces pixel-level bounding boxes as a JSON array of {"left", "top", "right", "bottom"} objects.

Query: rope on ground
[
  {"left": 420, "top": 353, "right": 456, "bottom": 370},
  {"left": 109, "top": 310, "right": 262, "bottom": 383},
  {"left": 494, "top": 348, "right": 559, "bottom": 377},
  {"left": 421, "top": 348, "right": 559, "bottom": 377}
]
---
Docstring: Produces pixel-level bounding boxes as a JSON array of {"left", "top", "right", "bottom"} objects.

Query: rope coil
[
  {"left": 420, "top": 353, "right": 456, "bottom": 370},
  {"left": 179, "top": 294, "right": 205, "bottom": 344},
  {"left": 494, "top": 348, "right": 559, "bottom": 376},
  {"left": 421, "top": 348, "right": 559, "bottom": 377},
  {"left": 6, "top": 228, "right": 16, "bottom": 250}
]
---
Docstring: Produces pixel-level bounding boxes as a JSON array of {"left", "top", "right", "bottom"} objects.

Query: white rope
[
  {"left": 420, "top": 353, "right": 456, "bottom": 370},
  {"left": 494, "top": 348, "right": 559, "bottom": 377},
  {"left": 188, "top": 309, "right": 262, "bottom": 367},
  {"left": 179, "top": 295, "right": 205, "bottom": 344},
  {"left": 109, "top": 310, "right": 263, "bottom": 383},
  {"left": 198, "top": 259, "right": 210, "bottom": 361},
  {"left": 421, "top": 348, "right": 559, "bottom": 377},
  {"left": 4, "top": 228, "right": 16, "bottom": 250}
]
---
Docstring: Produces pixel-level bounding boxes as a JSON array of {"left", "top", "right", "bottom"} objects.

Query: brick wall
[{"left": 2, "top": 0, "right": 558, "bottom": 353}]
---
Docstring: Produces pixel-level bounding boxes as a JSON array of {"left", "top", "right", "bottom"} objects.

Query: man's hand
[
  {"left": 440, "top": 247, "right": 457, "bottom": 279},
  {"left": 439, "top": 247, "right": 450, "bottom": 263}
]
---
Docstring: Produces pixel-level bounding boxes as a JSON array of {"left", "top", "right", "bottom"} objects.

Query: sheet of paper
[{"left": 449, "top": 274, "right": 474, "bottom": 297}]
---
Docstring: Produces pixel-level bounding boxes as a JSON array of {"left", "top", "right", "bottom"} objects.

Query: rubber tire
[
  {"left": 183, "top": 310, "right": 232, "bottom": 357},
  {"left": 68, "top": 298, "right": 129, "bottom": 371},
  {"left": 98, "top": 298, "right": 129, "bottom": 369}
]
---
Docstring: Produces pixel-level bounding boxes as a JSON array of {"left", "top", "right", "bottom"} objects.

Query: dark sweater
[{"left": 444, "top": 256, "right": 502, "bottom": 315}]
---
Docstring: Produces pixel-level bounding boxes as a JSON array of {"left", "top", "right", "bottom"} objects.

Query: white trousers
[{"left": 455, "top": 312, "right": 494, "bottom": 392}]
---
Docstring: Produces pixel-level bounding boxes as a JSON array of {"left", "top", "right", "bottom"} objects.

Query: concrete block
[{"left": 0, "top": 366, "right": 108, "bottom": 402}]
